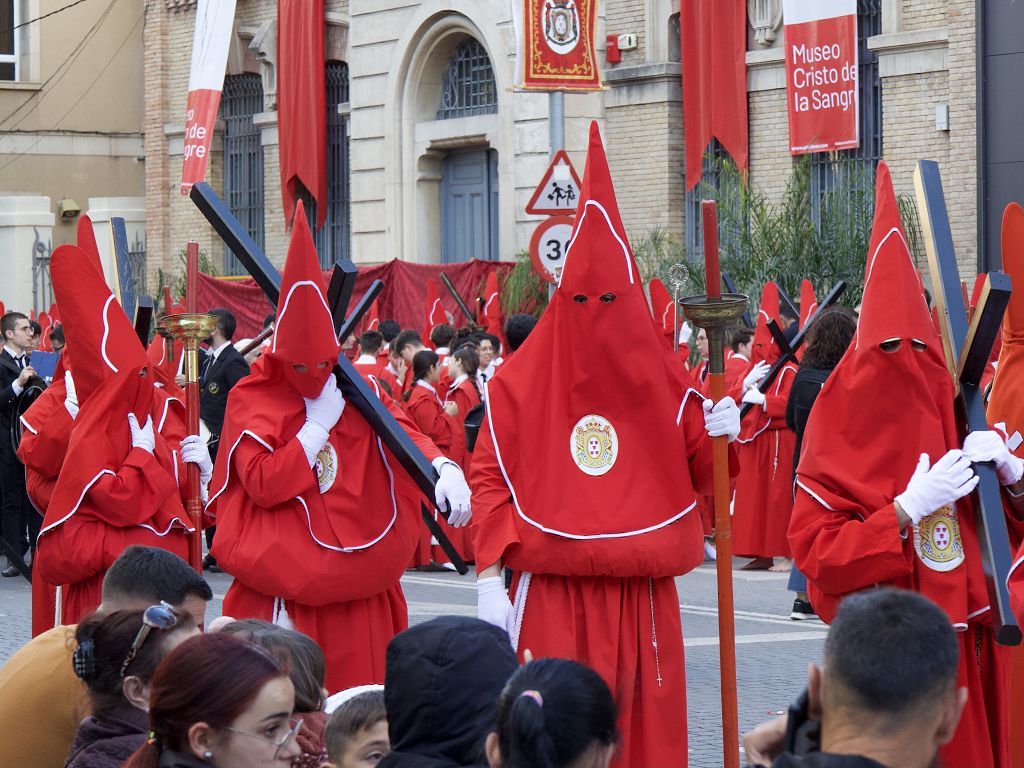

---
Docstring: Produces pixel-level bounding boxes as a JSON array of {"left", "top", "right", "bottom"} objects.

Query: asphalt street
[{"left": 0, "top": 559, "right": 825, "bottom": 767}]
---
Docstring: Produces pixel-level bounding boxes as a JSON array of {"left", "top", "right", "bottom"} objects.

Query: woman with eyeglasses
[
  {"left": 67, "top": 604, "right": 198, "bottom": 768},
  {"left": 124, "top": 632, "right": 303, "bottom": 768}
]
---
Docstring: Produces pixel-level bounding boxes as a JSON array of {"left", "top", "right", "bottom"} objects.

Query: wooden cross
[
  {"left": 914, "top": 159, "right": 1020, "bottom": 645},
  {"left": 111, "top": 217, "right": 154, "bottom": 346},
  {"left": 188, "top": 182, "right": 467, "bottom": 574}
]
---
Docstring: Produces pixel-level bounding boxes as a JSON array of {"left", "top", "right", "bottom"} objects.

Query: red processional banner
[
  {"left": 180, "top": 0, "right": 237, "bottom": 194},
  {"left": 516, "top": 0, "right": 601, "bottom": 91},
  {"left": 783, "top": 0, "right": 859, "bottom": 155}
]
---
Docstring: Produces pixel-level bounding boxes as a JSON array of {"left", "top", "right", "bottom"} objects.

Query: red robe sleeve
[
  {"left": 406, "top": 391, "right": 455, "bottom": 455},
  {"left": 18, "top": 406, "right": 73, "bottom": 478},
  {"left": 80, "top": 448, "right": 180, "bottom": 527},
  {"left": 468, "top": 415, "right": 521, "bottom": 569},
  {"left": 382, "top": 392, "right": 445, "bottom": 463},
  {"left": 233, "top": 436, "right": 318, "bottom": 509},
  {"left": 788, "top": 486, "right": 913, "bottom": 619},
  {"left": 678, "top": 391, "right": 740, "bottom": 496}
]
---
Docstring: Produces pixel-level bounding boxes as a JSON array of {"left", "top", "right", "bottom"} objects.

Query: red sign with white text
[
  {"left": 783, "top": 0, "right": 858, "bottom": 155},
  {"left": 180, "top": 0, "right": 237, "bottom": 194}
]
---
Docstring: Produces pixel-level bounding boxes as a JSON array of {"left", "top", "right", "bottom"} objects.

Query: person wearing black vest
[
  {"left": 0, "top": 311, "right": 44, "bottom": 576},
  {"left": 198, "top": 308, "right": 249, "bottom": 572}
]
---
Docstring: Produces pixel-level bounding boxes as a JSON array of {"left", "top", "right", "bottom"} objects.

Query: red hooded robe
[
  {"left": 35, "top": 245, "right": 193, "bottom": 624},
  {"left": 469, "top": 123, "right": 736, "bottom": 768},
  {"left": 730, "top": 282, "right": 797, "bottom": 559},
  {"left": 790, "top": 162, "right": 1018, "bottom": 768},
  {"left": 208, "top": 203, "right": 445, "bottom": 693}
]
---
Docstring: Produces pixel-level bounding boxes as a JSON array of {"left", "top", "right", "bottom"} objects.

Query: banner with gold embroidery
[{"left": 515, "top": 0, "right": 601, "bottom": 92}]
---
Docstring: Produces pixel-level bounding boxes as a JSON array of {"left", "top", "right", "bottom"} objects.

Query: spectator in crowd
[
  {"left": 378, "top": 320, "right": 401, "bottom": 352},
  {"left": 742, "top": 589, "right": 966, "bottom": 768},
  {"left": 378, "top": 617, "right": 517, "bottom": 768},
  {"left": 393, "top": 329, "right": 427, "bottom": 396},
  {"left": 323, "top": 690, "right": 390, "bottom": 768},
  {"left": 444, "top": 345, "right": 482, "bottom": 474},
  {"left": 0, "top": 545, "right": 212, "bottom": 768},
  {"left": 354, "top": 331, "right": 386, "bottom": 380},
  {"left": 503, "top": 314, "right": 537, "bottom": 353},
  {"left": 49, "top": 324, "right": 66, "bottom": 354},
  {"left": 28, "top": 319, "right": 43, "bottom": 351},
  {"left": 124, "top": 632, "right": 302, "bottom": 767},
  {"left": 0, "top": 310, "right": 41, "bottom": 577},
  {"left": 477, "top": 334, "right": 501, "bottom": 385},
  {"left": 199, "top": 307, "right": 250, "bottom": 573},
  {"left": 784, "top": 309, "right": 857, "bottom": 620},
  {"left": 431, "top": 324, "right": 456, "bottom": 356},
  {"left": 485, "top": 659, "right": 619, "bottom": 768},
  {"left": 66, "top": 605, "right": 199, "bottom": 768}
]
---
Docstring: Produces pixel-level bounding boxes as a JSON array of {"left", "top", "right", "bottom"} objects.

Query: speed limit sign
[{"left": 529, "top": 216, "right": 575, "bottom": 284}]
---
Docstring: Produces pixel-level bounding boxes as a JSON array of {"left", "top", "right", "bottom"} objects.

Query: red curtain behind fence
[{"left": 196, "top": 259, "right": 516, "bottom": 340}]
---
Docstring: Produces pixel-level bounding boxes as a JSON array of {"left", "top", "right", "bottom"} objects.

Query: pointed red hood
[
  {"left": 649, "top": 278, "right": 676, "bottom": 340},
  {"left": 364, "top": 299, "right": 380, "bottom": 333},
  {"left": 481, "top": 271, "right": 504, "bottom": 339},
  {"left": 266, "top": 201, "right": 340, "bottom": 398},
  {"left": 798, "top": 279, "right": 817, "bottom": 328},
  {"left": 988, "top": 202, "right": 1024, "bottom": 452},
  {"left": 751, "top": 282, "right": 782, "bottom": 365},
  {"left": 482, "top": 122, "right": 705, "bottom": 550},
  {"left": 51, "top": 244, "right": 149, "bottom": 405}
]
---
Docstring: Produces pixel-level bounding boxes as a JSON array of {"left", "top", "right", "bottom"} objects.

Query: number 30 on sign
[{"left": 529, "top": 216, "right": 575, "bottom": 284}]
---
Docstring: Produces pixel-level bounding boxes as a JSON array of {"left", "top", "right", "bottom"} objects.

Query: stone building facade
[{"left": 140, "top": 0, "right": 986, "bottom": 289}]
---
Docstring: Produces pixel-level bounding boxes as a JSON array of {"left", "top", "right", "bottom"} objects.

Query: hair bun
[{"left": 72, "top": 638, "right": 96, "bottom": 681}]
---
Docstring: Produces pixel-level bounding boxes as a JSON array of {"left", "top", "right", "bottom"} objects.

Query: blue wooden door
[{"left": 441, "top": 149, "right": 498, "bottom": 262}]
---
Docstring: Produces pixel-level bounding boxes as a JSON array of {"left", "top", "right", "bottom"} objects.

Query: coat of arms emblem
[
  {"left": 542, "top": 0, "right": 580, "bottom": 55},
  {"left": 315, "top": 442, "right": 339, "bottom": 494},
  {"left": 570, "top": 414, "right": 617, "bottom": 476},
  {"left": 914, "top": 504, "right": 965, "bottom": 572}
]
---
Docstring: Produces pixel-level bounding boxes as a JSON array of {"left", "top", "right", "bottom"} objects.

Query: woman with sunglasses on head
[
  {"left": 67, "top": 604, "right": 198, "bottom": 768},
  {"left": 124, "top": 632, "right": 303, "bottom": 768}
]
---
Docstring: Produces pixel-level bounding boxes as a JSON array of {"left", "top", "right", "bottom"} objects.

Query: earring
[{"left": 203, "top": 751, "right": 213, "bottom": 759}]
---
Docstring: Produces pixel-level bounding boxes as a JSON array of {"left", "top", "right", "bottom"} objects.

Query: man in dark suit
[
  {"left": 0, "top": 312, "right": 43, "bottom": 576},
  {"left": 199, "top": 307, "right": 249, "bottom": 571}
]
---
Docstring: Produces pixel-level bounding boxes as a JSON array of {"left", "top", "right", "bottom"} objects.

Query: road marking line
[{"left": 685, "top": 631, "right": 827, "bottom": 647}]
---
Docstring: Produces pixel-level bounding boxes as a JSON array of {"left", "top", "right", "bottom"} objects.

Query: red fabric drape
[
  {"left": 278, "top": 0, "right": 327, "bottom": 228},
  {"left": 195, "top": 260, "right": 516, "bottom": 340},
  {"left": 680, "top": 0, "right": 749, "bottom": 191}
]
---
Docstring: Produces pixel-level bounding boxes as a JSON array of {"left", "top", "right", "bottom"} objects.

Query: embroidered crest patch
[
  {"left": 315, "top": 442, "right": 339, "bottom": 494},
  {"left": 914, "top": 504, "right": 965, "bottom": 573},
  {"left": 543, "top": 0, "right": 580, "bottom": 54},
  {"left": 207, "top": 381, "right": 220, "bottom": 394},
  {"left": 570, "top": 415, "right": 617, "bottom": 476}
]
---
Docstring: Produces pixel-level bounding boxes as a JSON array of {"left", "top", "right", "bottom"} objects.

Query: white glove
[
  {"left": 434, "top": 461, "right": 472, "bottom": 527},
  {"left": 296, "top": 422, "right": 330, "bottom": 468},
  {"left": 64, "top": 370, "right": 78, "bottom": 420},
  {"left": 128, "top": 413, "right": 155, "bottom": 454},
  {"left": 742, "top": 361, "right": 771, "bottom": 391},
  {"left": 180, "top": 434, "right": 214, "bottom": 485},
  {"left": 703, "top": 397, "right": 741, "bottom": 443},
  {"left": 678, "top": 323, "right": 693, "bottom": 346},
  {"left": 741, "top": 388, "right": 766, "bottom": 407},
  {"left": 303, "top": 374, "right": 345, "bottom": 432},
  {"left": 895, "top": 451, "right": 979, "bottom": 525},
  {"left": 963, "top": 431, "right": 1024, "bottom": 486},
  {"left": 477, "top": 576, "right": 514, "bottom": 636}
]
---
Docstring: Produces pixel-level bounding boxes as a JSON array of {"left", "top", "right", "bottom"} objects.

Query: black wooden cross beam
[
  {"left": 327, "top": 261, "right": 359, "bottom": 337},
  {"left": 133, "top": 295, "right": 155, "bottom": 347},
  {"left": 189, "top": 182, "right": 468, "bottom": 574},
  {"left": 738, "top": 281, "right": 847, "bottom": 418},
  {"left": 721, "top": 272, "right": 753, "bottom": 328},
  {"left": 915, "top": 160, "right": 1020, "bottom": 645},
  {"left": 337, "top": 280, "right": 384, "bottom": 347}
]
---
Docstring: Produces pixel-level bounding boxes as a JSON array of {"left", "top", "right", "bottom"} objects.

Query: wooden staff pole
[
  {"left": 184, "top": 244, "right": 203, "bottom": 572},
  {"left": 679, "top": 201, "right": 746, "bottom": 768}
]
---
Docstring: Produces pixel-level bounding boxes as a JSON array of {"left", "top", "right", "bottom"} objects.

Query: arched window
[
  {"left": 220, "top": 73, "right": 265, "bottom": 275},
  {"left": 436, "top": 39, "right": 498, "bottom": 120}
]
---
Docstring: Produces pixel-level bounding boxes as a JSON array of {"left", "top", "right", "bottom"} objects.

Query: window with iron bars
[
  {"left": 685, "top": 139, "right": 732, "bottom": 258},
  {"left": 436, "top": 39, "right": 498, "bottom": 120},
  {"left": 808, "top": 0, "right": 883, "bottom": 227},
  {"left": 299, "top": 61, "right": 351, "bottom": 269},
  {"left": 220, "top": 74, "right": 265, "bottom": 276}
]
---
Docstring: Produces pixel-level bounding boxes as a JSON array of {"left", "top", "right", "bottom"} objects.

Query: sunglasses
[{"left": 120, "top": 602, "right": 180, "bottom": 678}]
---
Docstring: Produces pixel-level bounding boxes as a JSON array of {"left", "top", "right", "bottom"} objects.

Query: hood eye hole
[
  {"left": 879, "top": 339, "right": 902, "bottom": 353},
  {"left": 573, "top": 294, "right": 588, "bottom": 304},
  {"left": 599, "top": 293, "right": 616, "bottom": 303},
  {"left": 910, "top": 339, "right": 927, "bottom": 351}
]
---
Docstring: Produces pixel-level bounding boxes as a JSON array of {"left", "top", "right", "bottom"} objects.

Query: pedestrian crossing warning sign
[{"left": 526, "top": 151, "right": 582, "bottom": 215}]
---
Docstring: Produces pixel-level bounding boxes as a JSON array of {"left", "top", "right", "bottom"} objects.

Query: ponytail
[
  {"left": 495, "top": 659, "right": 619, "bottom": 768},
  {"left": 505, "top": 691, "right": 558, "bottom": 768},
  {"left": 123, "top": 741, "right": 161, "bottom": 768},
  {"left": 451, "top": 345, "right": 481, "bottom": 399}
]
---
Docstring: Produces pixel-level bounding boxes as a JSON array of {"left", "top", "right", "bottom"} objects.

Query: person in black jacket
[
  {"left": 742, "top": 589, "right": 966, "bottom": 768},
  {"left": 380, "top": 616, "right": 518, "bottom": 768},
  {"left": 198, "top": 308, "right": 249, "bottom": 572},
  {"left": 784, "top": 309, "right": 856, "bottom": 620},
  {"left": 0, "top": 311, "right": 44, "bottom": 576}
]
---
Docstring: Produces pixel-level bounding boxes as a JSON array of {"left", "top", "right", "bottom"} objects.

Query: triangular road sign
[{"left": 525, "top": 150, "right": 582, "bottom": 215}]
